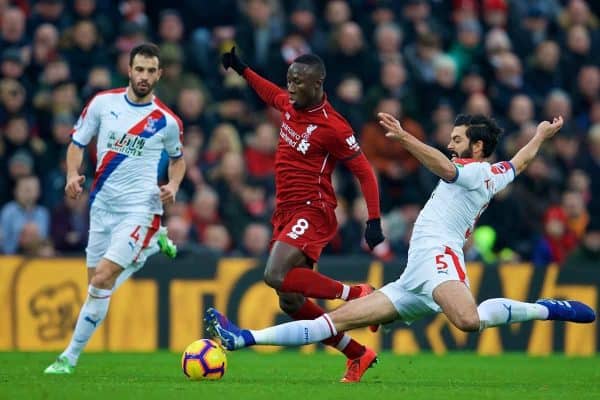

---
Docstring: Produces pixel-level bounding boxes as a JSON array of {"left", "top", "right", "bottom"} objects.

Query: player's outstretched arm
[
  {"left": 221, "top": 47, "right": 287, "bottom": 109},
  {"left": 379, "top": 112, "right": 457, "bottom": 181},
  {"left": 510, "top": 116, "right": 563, "bottom": 176},
  {"left": 65, "top": 142, "right": 86, "bottom": 199}
]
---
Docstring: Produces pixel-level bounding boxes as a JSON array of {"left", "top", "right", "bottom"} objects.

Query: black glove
[
  {"left": 221, "top": 46, "right": 247, "bottom": 75},
  {"left": 365, "top": 218, "right": 385, "bottom": 250}
]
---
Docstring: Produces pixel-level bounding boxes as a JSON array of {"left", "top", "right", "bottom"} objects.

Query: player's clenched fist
[
  {"left": 365, "top": 218, "right": 385, "bottom": 250},
  {"left": 159, "top": 183, "right": 177, "bottom": 205},
  {"left": 221, "top": 46, "right": 247, "bottom": 75},
  {"left": 65, "top": 174, "right": 85, "bottom": 199}
]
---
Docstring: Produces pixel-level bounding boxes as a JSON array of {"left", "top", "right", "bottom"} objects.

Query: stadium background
[{"left": 0, "top": 0, "right": 599, "bottom": 352}]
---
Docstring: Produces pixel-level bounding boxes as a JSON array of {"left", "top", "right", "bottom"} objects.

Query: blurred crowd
[{"left": 0, "top": 0, "right": 599, "bottom": 268}]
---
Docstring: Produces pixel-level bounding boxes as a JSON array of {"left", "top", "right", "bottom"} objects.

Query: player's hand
[
  {"left": 365, "top": 218, "right": 385, "bottom": 250},
  {"left": 65, "top": 174, "right": 85, "bottom": 199},
  {"left": 378, "top": 112, "right": 409, "bottom": 140},
  {"left": 159, "top": 183, "right": 178, "bottom": 205},
  {"left": 536, "top": 116, "right": 564, "bottom": 140},
  {"left": 221, "top": 46, "right": 248, "bottom": 75}
]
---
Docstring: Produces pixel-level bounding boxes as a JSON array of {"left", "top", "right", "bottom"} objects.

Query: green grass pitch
[{"left": 2, "top": 351, "right": 599, "bottom": 400}]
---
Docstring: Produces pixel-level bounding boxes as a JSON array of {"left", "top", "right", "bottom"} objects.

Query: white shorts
[
  {"left": 379, "top": 244, "right": 469, "bottom": 324},
  {"left": 86, "top": 207, "right": 162, "bottom": 269}
]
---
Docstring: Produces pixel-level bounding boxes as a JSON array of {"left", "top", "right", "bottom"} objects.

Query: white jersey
[
  {"left": 411, "top": 158, "right": 515, "bottom": 250},
  {"left": 71, "top": 87, "right": 183, "bottom": 214}
]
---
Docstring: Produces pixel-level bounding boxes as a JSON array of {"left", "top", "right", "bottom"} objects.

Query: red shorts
[{"left": 270, "top": 203, "right": 338, "bottom": 262}]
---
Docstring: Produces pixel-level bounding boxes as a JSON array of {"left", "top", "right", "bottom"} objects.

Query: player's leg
[
  {"left": 278, "top": 292, "right": 365, "bottom": 356},
  {"left": 433, "top": 280, "right": 481, "bottom": 332},
  {"left": 112, "top": 226, "right": 177, "bottom": 291},
  {"left": 206, "top": 290, "right": 399, "bottom": 349},
  {"left": 265, "top": 243, "right": 368, "bottom": 301},
  {"left": 433, "top": 281, "right": 596, "bottom": 332}
]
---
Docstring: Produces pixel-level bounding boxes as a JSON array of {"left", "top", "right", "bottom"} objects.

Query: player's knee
[
  {"left": 90, "top": 270, "right": 115, "bottom": 289},
  {"left": 453, "top": 313, "right": 480, "bottom": 332},
  {"left": 263, "top": 270, "right": 284, "bottom": 290}
]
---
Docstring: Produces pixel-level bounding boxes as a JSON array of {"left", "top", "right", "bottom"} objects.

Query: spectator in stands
[
  {"left": 28, "top": 0, "right": 72, "bottom": 37},
  {"left": 72, "top": 0, "right": 115, "bottom": 42},
  {"left": 482, "top": 0, "right": 508, "bottom": 30},
  {"left": 155, "top": 43, "right": 202, "bottom": 107},
  {"left": 421, "top": 54, "right": 461, "bottom": 113},
  {"left": 525, "top": 40, "right": 563, "bottom": 107},
  {"left": 244, "top": 121, "right": 277, "bottom": 180},
  {"left": 0, "top": 175, "right": 50, "bottom": 254},
  {"left": 578, "top": 125, "right": 600, "bottom": 218},
  {"left": 0, "top": 0, "right": 596, "bottom": 261},
  {"left": 175, "top": 87, "right": 216, "bottom": 135},
  {"left": 563, "top": 217, "right": 600, "bottom": 269},
  {"left": 532, "top": 206, "right": 579, "bottom": 268},
  {"left": 365, "top": 60, "right": 418, "bottom": 120},
  {"left": 239, "top": 222, "right": 270, "bottom": 257},
  {"left": 0, "top": 7, "right": 27, "bottom": 51},
  {"left": 235, "top": 0, "right": 284, "bottom": 74},
  {"left": 503, "top": 94, "right": 535, "bottom": 137},
  {"left": 325, "top": 21, "right": 378, "bottom": 91},
  {"left": 373, "top": 22, "right": 403, "bottom": 65},
  {"left": 187, "top": 186, "right": 221, "bottom": 243},
  {"left": 404, "top": 31, "right": 442, "bottom": 88},
  {"left": 1, "top": 47, "right": 31, "bottom": 95},
  {"left": 204, "top": 122, "right": 242, "bottom": 170},
  {"left": 573, "top": 65, "right": 600, "bottom": 132},
  {"left": 0, "top": 78, "right": 27, "bottom": 124},
  {"left": 27, "top": 24, "right": 60, "bottom": 84},
  {"left": 361, "top": 97, "right": 424, "bottom": 211},
  {"left": 166, "top": 214, "right": 193, "bottom": 247},
  {"left": 489, "top": 52, "right": 526, "bottom": 114},
  {"left": 157, "top": 9, "right": 185, "bottom": 46},
  {"left": 61, "top": 15, "right": 110, "bottom": 91},
  {"left": 561, "top": 24, "right": 596, "bottom": 80},
  {"left": 464, "top": 93, "right": 492, "bottom": 117},
  {"left": 287, "top": 2, "right": 327, "bottom": 55},
  {"left": 562, "top": 190, "right": 590, "bottom": 240},
  {"left": 202, "top": 223, "right": 233, "bottom": 254}
]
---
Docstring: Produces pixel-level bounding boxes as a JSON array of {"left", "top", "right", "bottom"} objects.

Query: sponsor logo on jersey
[
  {"left": 144, "top": 117, "right": 158, "bottom": 134},
  {"left": 345, "top": 135, "right": 360, "bottom": 151},
  {"left": 280, "top": 121, "right": 312, "bottom": 155},
  {"left": 107, "top": 131, "right": 146, "bottom": 157},
  {"left": 491, "top": 162, "right": 510, "bottom": 175}
]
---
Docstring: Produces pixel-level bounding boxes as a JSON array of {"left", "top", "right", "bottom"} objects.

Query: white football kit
[
  {"left": 71, "top": 88, "right": 183, "bottom": 268},
  {"left": 380, "top": 159, "right": 516, "bottom": 323}
]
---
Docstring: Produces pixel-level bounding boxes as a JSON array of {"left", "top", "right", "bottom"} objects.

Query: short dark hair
[
  {"left": 293, "top": 53, "right": 326, "bottom": 79},
  {"left": 454, "top": 114, "right": 503, "bottom": 157},
  {"left": 129, "top": 43, "right": 161, "bottom": 66}
]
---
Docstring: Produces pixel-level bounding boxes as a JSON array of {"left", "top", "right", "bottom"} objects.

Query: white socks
[
  {"left": 62, "top": 285, "right": 112, "bottom": 365},
  {"left": 250, "top": 314, "right": 337, "bottom": 346},
  {"left": 478, "top": 298, "right": 549, "bottom": 331},
  {"left": 340, "top": 285, "right": 351, "bottom": 301}
]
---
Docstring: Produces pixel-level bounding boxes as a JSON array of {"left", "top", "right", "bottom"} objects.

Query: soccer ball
[{"left": 181, "top": 339, "right": 227, "bottom": 380}]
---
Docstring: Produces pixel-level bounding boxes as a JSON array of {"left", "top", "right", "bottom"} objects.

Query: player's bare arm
[
  {"left": 378, "top": 112, "right": 457, "bottom": 181},
  {"left": 160, "top": 156, "right": 186, "bottom": 205},
  {"left": 510, "top": 116, "right": 563, "bottom": 176},
  {"left": 65, "top": 142, "right": 86, "bottom": 199}
]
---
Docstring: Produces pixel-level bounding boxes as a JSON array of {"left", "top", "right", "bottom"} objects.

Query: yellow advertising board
[{"left": 0, "top": 256, "right": 596, "bottom": 355}]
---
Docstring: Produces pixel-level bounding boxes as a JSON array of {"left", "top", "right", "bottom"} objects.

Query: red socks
[
  {"left": 290, "top": 299, "right": 365, "bottom": 359},
  {"left": 281, "top": 268, "right": 361, "bottom": 300}
]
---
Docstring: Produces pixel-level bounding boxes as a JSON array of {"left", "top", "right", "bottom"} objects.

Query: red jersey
[{"left": 244, "top": 69, "right": 362, "bottom": 211}]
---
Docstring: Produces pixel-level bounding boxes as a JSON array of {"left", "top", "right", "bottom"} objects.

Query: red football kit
[{"left": 243, "top": 69, "right": 381, "bottom": 261}]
